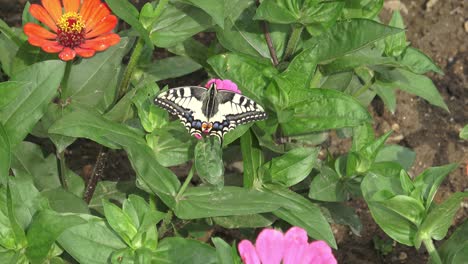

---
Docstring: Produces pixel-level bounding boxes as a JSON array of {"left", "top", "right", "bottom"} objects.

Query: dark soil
[{"left": 1, "top": 0, "right": 466, "bottom": 263}]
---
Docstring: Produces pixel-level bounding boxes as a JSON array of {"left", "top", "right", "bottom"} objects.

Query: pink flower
[
  {"left": 205, "top": 78, "right": 242, "bottom": 94},
  {"left": 238, "top": 227, "right": 337, "bottom": 264}
]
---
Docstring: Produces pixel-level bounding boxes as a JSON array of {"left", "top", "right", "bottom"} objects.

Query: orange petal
[
  {"left": 27, "top": 34, "right": 48, "bottom": 47},
  {"left": 85, "top": 4, "right": 110, "bottom": 32},
  {"left": 80, "top": 0, "right": 100, "bottom": 22},
  {"left": 27, "top": 34, "right": 63, "bottom": 53},
  {"left": 24, "top": 23, "right": 57, "bottom": 39},
  {"left": 29, "top": 4, "right": 58, "bottom": 32},
  {"left": 81, "top": 33, "right": 120, "bottom": 51},
  {"left": 41, "top": 42, "right": 64, "bottom": 53},
  {"left": 63, "top": 0, "right": 80, "bottom": 13},
  {"left": 74, "top": 47, "right": 96, "bottom": 58},
  {"left": 85, "top": 15, "right": 118, "bottom": 38},
  {"left": 41, "top": 0, "right": 63, "bottom": 23},
  {"left": 59, "top": 47, "right": 76, "bottom": 61}
]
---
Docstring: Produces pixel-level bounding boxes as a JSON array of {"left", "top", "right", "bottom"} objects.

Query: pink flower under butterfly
[
  {"left": 205, "top": 78, "right": 242, "bottom": 94},
  {"left": 238, "top": 227, "right": 337, "bottom": 264}
]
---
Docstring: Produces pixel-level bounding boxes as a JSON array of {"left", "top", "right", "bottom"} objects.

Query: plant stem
[
  {"left": 116, "top": 37, "right": 145, "bottom": 100},
  {"left": 255, "top": 0, "right": 279, "bottom": 66},
  {"left": 175, "top": 165, "right": 195, "bottom": 201},
  {"left": 57, "top": 151, "right": 68, "bottom": 190},
  {"left": 284, "top": 25, "right": 304, "bottom": 61},
  {"left": 353, "top": 79, "right": 373, "bottom": 98},
  {"left": 423, "top": 238, "right": 442, "bottom": 264},
  {"left": 55, "top": 60, "right": 73, "bottom": 190},
  {"left": 83, "top": 146, "right": 108, "bottom": 204},
  {"left": 60, "top": 60, "right": 73, "bottom": 100}
]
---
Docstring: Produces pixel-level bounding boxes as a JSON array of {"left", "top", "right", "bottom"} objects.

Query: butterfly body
[{"left": 154, "top": 83, "right": 267, "bottom": 141}]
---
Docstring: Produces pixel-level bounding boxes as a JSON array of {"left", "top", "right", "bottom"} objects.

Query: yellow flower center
[
  {"left": 57, "top": 12, "right": 85, "bottom": 33},
  {"left": 56, "top": 12, "right": 86, "bottom": 48}
]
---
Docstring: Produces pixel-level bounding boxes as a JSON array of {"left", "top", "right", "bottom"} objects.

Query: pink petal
[
  {"left": 193, "top": 133, "right": 202, "bottom": 140},
  {"left": 255, "top": 229, "right": 284, "bottom": 264},
  {"left": 238, "top": 240, "right": 261, "bottom": 264},
  {"left": 307, "top": 241, "right": 337, "bottom": 264},
  {"left": 283, "top": 227, "right": 310, "bottom": 264},
  {"left": 220, "top": 79, "right": 241, "bottom": 93},
  {"left": 205, "top": 78, "right": 242, "bottom": 94}
]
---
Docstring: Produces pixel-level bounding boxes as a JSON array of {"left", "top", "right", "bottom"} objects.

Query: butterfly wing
[
  {"left": 208, "top": 90, "right": 267, "bottom": 139},
  {"left": 154, "top": 86, "right": 208, "bottom": 137}
]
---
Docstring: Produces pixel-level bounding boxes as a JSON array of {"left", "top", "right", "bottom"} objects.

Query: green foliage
[{"left": 0, "top": 0, "right": 458, "bottom": 263}]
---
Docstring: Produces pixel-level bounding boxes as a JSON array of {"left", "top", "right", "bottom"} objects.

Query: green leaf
[
  {"left": 240, "top": 130, "right": 264, "bottom": 188},
  {"left": 216, "top": 1, "right": 288, "bottom": 60},
  {"left": 372, "top": 81, "right": 397, "bottom": 113},
  {"left": 213, "top": 214, "right": 275, "bottom": 228},
  {"left": 132, "top": 82, "right": 166, "bottom": 133},
  {"left": 104, "top": 0, "right": 152, "bottom": 47},
  {"left": 62, "top": 38, "right": 131, "bottom": 111},
  {"left": 264, "top": 147, "right": 319, "bottom": 187},
  {"left": 138, "top": 56, "right": 202, "bottom": 82},
  {"left": 0, "top": 82, "right": 26, "bottom": 109},
  {"left": 413, "top": 163, "right": 458, "bottom": 209},
  {"left": 8, "top": 175, "right": 45, "bottom": 230},
  {"left": 167, "top": 38, "right": 213, "bottom": 68},
  {"left": 0, "top": 33, "right": 18, "bottom": 76},
  {"left": 174, "top": 186, "right": 285, "bottom": 219},
  {"left": 378, "top": 195, "right": 425, "bottom": 226},
  {"left": 195, "top": 139, "right": 225, "bottom": 188},
  {"left": 0, "top": 124, "right": 9, "bottom": 186},
  {"left": 266, "top": 185, "right": 336, "bottom": 248},
  {"left": 459, "top": 125, "right": 468, "bottom": 140},
  {"left": 397, "top": 47, "right": 443, "bottom": 75},
  {"left": 89, "top": 181, "right": 141, "bottom": 215},
  {"left": 49, "top": 108, "right": 143, "bottom": 149},
  {"left": 150, "top": 2, "right": 214, "bottom": 48},
  {"left": 439, "top": 220, "right": 468, "bottom": 264},
  {"left": 103, "top": 200, "right": 138, "bottom": 246},
  {"left": 342, "top": 0, "right": 383, "bottom": 19},
  {"left": 253, "top": 0, "right": 298, "bottom": 24},
  {"left": 375, "top": 145, "right": 416, "bottom": 171},
  {"left": 26, "top": 210, "right": 86, "bottom": 264},
  {"left": 0, "top": 18, "right": 22, "bottom": 46},
  {"left": 351, "top": 123, "right": 375, "bottom": 152},
  {"left": 414, "top": 192, "right": 468, "bottom": 248},
  {"left": 384, "top": 11, "right": 408, "bottom": 57},
  {"left": 41, "top": 188, "right": 89, "bottom": 214},
  {"left": 304, "top": 19, "right": 404, "bottom": 62},
  {"left": 58, "top": 217, "right": 127, "bottom": 264},
  {"left": 309, "top": 165, "right": 346, "bottom": 202},
  {"left": 212, "top": 237, "right": 235, "bottom": 264},
  {"left": 177, "top": 0, "right": 226, "bottom": 28},
  {"left": 362, "top": 170, "right": 417, "bottom": 246},
  {"left": 147, "top": 126, "right": 193, "bottom": 167},
  {"left": 208, "top": 53, "right": 278, "bottom": 105},
  {"left": 10, "top": 141, "right": 84, "bottom": 197},
  {"left": 320, "top": 202, "right": 362, "bottom": 235},
  {"left": 375, "top": 68, "right": 448, "bottom": 111},
  {"left": 0, "top": 61, "right": 65, "bottom": 147},
  {"left": 280, "top": 89, "right": 372, "bottom": 135},
  {"left": 154, "top": 237, "right": 217, "bottom": 264}
]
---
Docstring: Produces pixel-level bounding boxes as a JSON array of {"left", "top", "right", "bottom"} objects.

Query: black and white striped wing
[
  {"left": 209, "top": 91, "right": 267, "bottom": 139},
  {"left": 153, "top": 87, "right": 207, "bottom": 136}
]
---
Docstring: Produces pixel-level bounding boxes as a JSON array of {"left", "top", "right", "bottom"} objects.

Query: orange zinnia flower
[{"left": 24, "top": 0, "right": 121, "bottom": 61}]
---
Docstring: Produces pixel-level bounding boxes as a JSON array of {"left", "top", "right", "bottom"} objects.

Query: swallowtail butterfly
[{"left": 154, "top": 83, "right": 267, "bottom": 142}]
